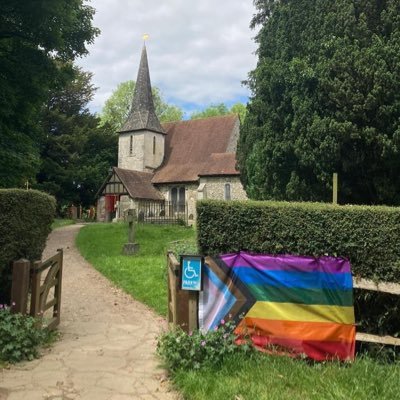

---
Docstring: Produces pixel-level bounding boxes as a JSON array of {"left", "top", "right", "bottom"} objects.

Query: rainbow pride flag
[{"left": 199, "top": 252, "right": 355, "bottom": 361}]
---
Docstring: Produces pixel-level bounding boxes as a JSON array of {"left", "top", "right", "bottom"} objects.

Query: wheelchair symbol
[{"left": 184, "top": 261, "right": 199, "bottom": 279}]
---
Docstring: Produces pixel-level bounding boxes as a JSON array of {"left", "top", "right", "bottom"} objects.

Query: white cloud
[{"left": 77, "top": 0, "right": 258, "bottom": 114}]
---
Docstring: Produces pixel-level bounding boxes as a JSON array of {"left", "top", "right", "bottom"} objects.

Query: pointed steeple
[{"left": 119, "top": 45, "right": 165, "bottom": 134}]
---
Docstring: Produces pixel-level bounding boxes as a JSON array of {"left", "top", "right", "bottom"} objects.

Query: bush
[
  {"left": 197, "top": 200, "right": 400, "bottom": 283},
  {"left": 0, "top": 305, "right": 49, "bottom": 363},
  {"left": 0, "top": 189, "right": 56, "bottom": 303},
  {"left": 157, "top": 319, "right": 253, "bottom": 371}
]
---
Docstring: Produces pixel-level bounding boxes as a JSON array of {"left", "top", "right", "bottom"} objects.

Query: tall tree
[
  {"left": 238, "top": 0, "right": 400, "bottom": 205},
  {"left": 36, "top": 66, "right": 116, "bottom": 209},
  {"left": 100, "top": 81, "right": 183, "bottom": 131},
  {"left": 0, "top": 0, "right": 99, "bottom": 188}
]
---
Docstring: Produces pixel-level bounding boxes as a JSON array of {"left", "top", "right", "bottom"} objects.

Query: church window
[
  {"left": 224, "top": 183, "right": 231, "bottom": 201},
  {"left": 153, "top": 136, "right": 156, "bottom": 155},
  {"left": 170, "top": 186, "right": 186, "bottom": 212},
  {"left": 129, "top": 135, "right": 133, "bottom": 155}
]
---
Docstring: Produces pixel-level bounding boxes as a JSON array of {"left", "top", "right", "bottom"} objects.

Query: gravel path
[{"left": 0, "top": 224, "right": 178, "bottom": 400}]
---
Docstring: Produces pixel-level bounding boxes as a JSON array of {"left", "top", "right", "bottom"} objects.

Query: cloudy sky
[{"left": 76, "top": 0, "right": 258, "bottom": 117}]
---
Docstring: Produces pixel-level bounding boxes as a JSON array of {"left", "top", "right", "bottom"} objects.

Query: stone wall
[
  {"left": 144, "top": 132, "right": 165, "bottom": 171},
  {"left": 199, "top": 176, "right": 247, "bottom": 201},
  {"left": 118, "top": 131, "right": 165, "bottom": 172},
  {"left": 118, "top": 132, "right": 145, "bottom": 171}
]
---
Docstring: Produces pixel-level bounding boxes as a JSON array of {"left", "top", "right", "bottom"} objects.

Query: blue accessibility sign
[{"left": 181, "top": 255, "right": 203, "bottom": 291}]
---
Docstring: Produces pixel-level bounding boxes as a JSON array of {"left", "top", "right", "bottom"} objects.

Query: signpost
[
  {"left": 181, "top": 256, "right": 203, "bottom": 291},
  {"left": 180, "top": 255, "right": 203, "bottom": 331}
]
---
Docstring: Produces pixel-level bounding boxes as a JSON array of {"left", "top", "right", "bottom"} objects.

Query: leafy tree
[
  {"left": 0, "top": 0, "right": 99, "bottom": 188},
  {"left": 36, "top": 66, "right": 116, "bottom": 209},
  {"left": 238, "top": 0, "right": 400, "bottom": 205},
  {"left": 190, "top": 102, "right": 247, "bottom": 120},
  {"left": 190, "top": 103, "right": 229, "bottom": 119},
  {"left": 100, "top": 81, "right": 183, "bottom": 131}
]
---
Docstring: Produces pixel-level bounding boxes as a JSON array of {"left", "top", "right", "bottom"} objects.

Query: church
[{"left": 96, "top": 45, "right": 247, "bottom": 224}]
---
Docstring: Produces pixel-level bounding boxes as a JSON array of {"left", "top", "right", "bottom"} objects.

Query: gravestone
[{"left": 123, "top": 208, "right": 139, "bottom": 255}]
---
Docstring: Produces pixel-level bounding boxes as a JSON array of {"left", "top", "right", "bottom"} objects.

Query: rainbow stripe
[{"left": 220, "top": 252, "right": 355, "bottom": 361}]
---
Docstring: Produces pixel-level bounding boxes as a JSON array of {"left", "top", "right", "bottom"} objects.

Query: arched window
[
  {"left": 129, "top": 135, "right": 133, "bottom": 155},
  {"left": 224, "top": 183, "right": 231, "bottom": 201},
  {"left": 153, "top": 136, "right": 156, "bottom": 155}
]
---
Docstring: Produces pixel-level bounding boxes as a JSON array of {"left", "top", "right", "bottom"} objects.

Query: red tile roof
[
  {"left": 152, "top": 114, "right": 239, "bottom": 184},
  {"left": 198, "top": 153, "right": 239, "bottom": 176}
]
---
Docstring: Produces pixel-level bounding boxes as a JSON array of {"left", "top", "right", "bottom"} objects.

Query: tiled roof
[
  {"left": 118, "top": 45, "right": 165, "bottom": 135},
  {"left": 114, "top": 167, "right": 164, "bottom": 200},
  {"left": 152, "top": 114, "right": 239, "bottom": 184},
  {"left": 198, "top": 153, "right": 239, "bottom": 176}
]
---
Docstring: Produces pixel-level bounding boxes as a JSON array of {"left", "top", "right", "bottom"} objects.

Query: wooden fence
[
  {"left": 167, "top": 252, "right": 400, "bottom": 346},
  {"left": 11, "top": 249, "right": 63, "bottom": 330}
]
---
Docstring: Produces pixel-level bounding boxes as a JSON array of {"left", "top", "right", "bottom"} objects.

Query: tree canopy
[
  {"left": 36, "top": 65, "right": 116, "bottom": 209},
  {"left": 190, "top": 102, "right": 247, "bottom": 121},
  {"left": 100, "top": 81, "right": 184, "bottom": 131},
  {"left": 238, "top": 0, "right": 400, "bottom": 205},
  {"left": 0, "top": 0, "right": 99, "bottom": 188}
]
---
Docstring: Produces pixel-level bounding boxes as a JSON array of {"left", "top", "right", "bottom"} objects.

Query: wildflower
[
  {"left": 188, "top": 331, "right": 193, "bottom": 336},
  {"left": 0, "top": 304, "right": 3, "bottom": 309},
  {"left": 201, "top": 340, "right": 206, "bottom": 347},
  {"left": 223, "top": 333, "right": 229, "bottom": 339},
  {"left": 12, "top": 302, "right": 16, "bottom": 306},
  {"left": 220, "top": 319, "right": 225, "bottom": 325},
  {"left": 214, "top": 326, "right": 218, "bottom": 331}
]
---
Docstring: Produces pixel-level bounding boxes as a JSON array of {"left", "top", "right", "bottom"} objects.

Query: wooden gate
[{"left": 11, "top": 249, "right": 63, "bottom": 330}]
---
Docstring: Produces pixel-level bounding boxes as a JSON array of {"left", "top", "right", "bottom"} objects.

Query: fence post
[{"left": 11, "top": 259, "right": 31, "bottom": 314}]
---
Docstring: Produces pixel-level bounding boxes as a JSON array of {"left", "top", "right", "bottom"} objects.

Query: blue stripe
[{"left": 232, "top": 266, "right": 352, "bottom": 290}]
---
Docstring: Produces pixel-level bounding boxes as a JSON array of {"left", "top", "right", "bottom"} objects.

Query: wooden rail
[{"left": 353, "top": 277, "right": 400, "bottom": 346}]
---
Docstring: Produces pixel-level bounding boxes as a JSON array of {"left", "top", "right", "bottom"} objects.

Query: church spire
[{"left": 119, "top": 44, "right": 165, "bottom": 134}]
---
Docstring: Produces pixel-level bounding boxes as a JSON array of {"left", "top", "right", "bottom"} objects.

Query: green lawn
[
  {"left": 173, "top": 353, "right": 400, "bottom": 400},
  {"left": 76, "top": 222, "right": 196, "bottom": 315},
  {"left": 52, "top": 219, "right": 75, "bottom": 230},
  {"left": 75, "top": 222, "right": 400, "bottom": 400}
]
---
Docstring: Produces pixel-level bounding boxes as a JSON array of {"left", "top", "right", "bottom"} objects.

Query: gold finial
[{"left": 142, "top": 33, "right": 149, "bottom": 42}]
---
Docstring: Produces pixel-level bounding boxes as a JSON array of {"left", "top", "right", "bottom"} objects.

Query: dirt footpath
[{"left": 0, "top": 224, "right": 178, "bottom": 400}]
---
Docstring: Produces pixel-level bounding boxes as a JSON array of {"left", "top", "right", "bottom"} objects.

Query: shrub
[
  {"left": 0, "top": 189, "right": 56, "bottom": 303},
  {"left": 0, "top": 305, "right": 49, "bottom": 363},
  {"left": 197, "top": 200, "right": 400, "bottom": 283},
  {"left": 157, "top": 319, "right": 253, "bottom": 371}
]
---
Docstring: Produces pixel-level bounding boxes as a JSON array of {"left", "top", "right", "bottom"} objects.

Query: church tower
[{"left": 117, "top": 45, "right": 166, "bottom": 172}]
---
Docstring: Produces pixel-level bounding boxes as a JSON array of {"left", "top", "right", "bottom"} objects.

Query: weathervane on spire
[{"left": 142, "top": 33, "right": 149, "bottom": 43}]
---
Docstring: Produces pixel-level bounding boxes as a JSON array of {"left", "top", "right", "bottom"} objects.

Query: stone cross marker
[{"left": 123, "top": 207, "right": 140, "bottom": 255}]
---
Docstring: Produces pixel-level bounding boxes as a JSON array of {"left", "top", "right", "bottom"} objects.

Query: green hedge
[
  {"left": 0, "top": 189, "right": 56, "bottom": 303},
  {"left": 197, "top": 200, "right": 400, "bottom": 283}
]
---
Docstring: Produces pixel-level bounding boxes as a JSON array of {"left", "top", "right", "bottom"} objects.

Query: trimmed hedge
[
  {"left": 197, "top": 200, "right": 400, "bottom": 283},
  {"left": 0, "top": 189, "right": 56, "bottom": 303}
]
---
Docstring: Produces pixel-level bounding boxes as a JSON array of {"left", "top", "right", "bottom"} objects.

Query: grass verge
[
  {"left": 76, "top": 223, "right": 196, "bottom": 315},
  {"left": 51, "top": 219, "right": 75, "bottom": 230},
  {"left": 172, "top": 352, "right": 400, "bottom": 400}
]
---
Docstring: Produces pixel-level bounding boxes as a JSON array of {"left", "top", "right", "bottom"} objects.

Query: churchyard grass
[
  {"left": 51, "top": 219, "right": 75, "bottom": 230},
  {"left": 76, "top": 223, "right": 195, "bottom": 315}
]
